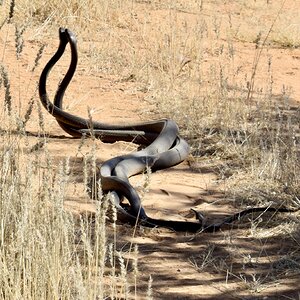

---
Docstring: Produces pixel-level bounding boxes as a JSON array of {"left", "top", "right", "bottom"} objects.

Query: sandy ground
[{"left": 1, "top": 2, "right": 300, "bottom": 298}]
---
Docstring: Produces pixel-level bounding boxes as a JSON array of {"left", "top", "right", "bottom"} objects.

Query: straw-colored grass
[{"left": 0, "top": 0, "right": 299, "bottom": 298}]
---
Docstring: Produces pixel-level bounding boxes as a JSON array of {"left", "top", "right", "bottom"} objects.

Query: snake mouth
[{"left": 57, "top": 28, "right": 77, "bottom": 65}]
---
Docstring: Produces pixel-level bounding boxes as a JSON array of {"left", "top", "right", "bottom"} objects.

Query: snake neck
[
  {"left": 54, "top": 29, "right": 78, "bottom": 109},
  {"left": 39, "top": 28, "right": 69, "bottom": 110}
]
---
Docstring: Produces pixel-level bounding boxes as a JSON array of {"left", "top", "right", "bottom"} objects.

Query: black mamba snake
[{"left": 38, "top": 28, "right": 298, "bottom": 232}]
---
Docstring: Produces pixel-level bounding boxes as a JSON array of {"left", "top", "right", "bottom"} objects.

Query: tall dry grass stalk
[{"left": 0, "top": 65, "right": 12, "bottom": 116}]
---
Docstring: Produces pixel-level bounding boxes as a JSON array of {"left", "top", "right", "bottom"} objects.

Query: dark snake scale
[{"left": 38, "top": 28, "right": 298, "bottom": 232}]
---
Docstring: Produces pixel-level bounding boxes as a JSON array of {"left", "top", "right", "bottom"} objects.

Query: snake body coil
[{"left": 39, "top": 28, "right": 298, "bottom": 233}]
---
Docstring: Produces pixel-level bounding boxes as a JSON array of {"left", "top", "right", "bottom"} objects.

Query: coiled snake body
[{"left": 39, "top": 28, "right": 298, "bottom": 232}]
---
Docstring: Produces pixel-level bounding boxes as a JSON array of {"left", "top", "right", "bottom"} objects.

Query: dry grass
[
  {"left": 0, "top": 112, "right": 144, "bottom": 298},
  {"left": 0, "top": 0, "right": 300, "bottom": 298}
]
